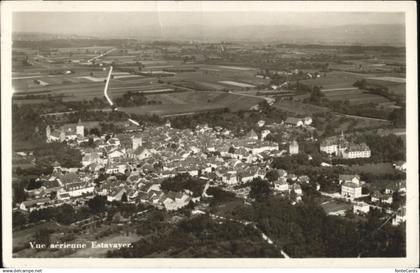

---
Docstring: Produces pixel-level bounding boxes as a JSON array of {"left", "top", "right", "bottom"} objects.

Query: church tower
[
  {"left": 76, "top": 118, "right": 84, "bottom": 137},
  {"left": 46, "top": 125, "right": 51, "bottom": 142},
  {"left": 132, "top": 136, "right": 142, "bottom": 151},
  {"left": 289, "top": 140, "right": 299, "bottom": 155}
]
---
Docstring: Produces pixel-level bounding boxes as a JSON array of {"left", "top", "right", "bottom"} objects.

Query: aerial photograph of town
[{"left": 9, "top": 9, "right": 409, "bottom": 260}]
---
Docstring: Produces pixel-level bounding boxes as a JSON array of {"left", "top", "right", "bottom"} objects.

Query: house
[
  {"left": 245, "top": 129, "right": 259, "bottom": 141},
  {"left": 261, "top": 129, "right": 271, "bottom": 141},
  {"left": 303, "top": 117, "right": 313, "bottom": 126},
  {"left": 297, "top": 175, "right": 310, "bottom": 184},
  {"left": 353, "top": 202, "right": 370, "bottom": 215},
  {"left": 371, "top": 191, "right": 393, "bottom": 204},
  {"left": 133, "top": 147, "right": 152, "bottom": 160},
  {"left": 64, "top": 182, "right": 95, "bottom": 197},
  {"left": 291, "top": 183, "right": 303, "bottom": 195},
  {"left": 393, "top": 161, "right": 407, "bottom": 172},
  {"left": 338, "top": 174, "right": 360, "bottom": 185},
  {"left": 57, "top": 192, "right": 71, "bottom": 201},
  {"left": 341, "top": 181, "right": 362, "bottom": 200},
  {"left": 277, "top": 169, "right": 288, "bottom": 178},
  {"left": 257, "top": 120, "right": 266, "bottom": 127},
  {"left": 392, "top": 207, "right": 406, "bottom": 226},
  {"left": 108, "top": 149, "right": 125, "bottom": 159},
  {"left": 285, "top": 117, "right": 303, "bottom": 127},
  {"left": 287, "top": 173, "right": 298, "bottom": 181},
  {"left": 107, "top": 188, "right": 128, "bottom": 202},
  {"left": 274, "top": 177, "right": 289, "bottom": 192},
  {"left": 289, "top": 140, "right": 299, "bottom": 155},
  {"left": 222, "top": 171, "right": 238, "bottom": 185},
  {"left": 19, "top": 198, "right": 51, "bottom": 212}
]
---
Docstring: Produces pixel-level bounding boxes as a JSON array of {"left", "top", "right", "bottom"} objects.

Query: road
[
  {"left": 334, "top": 112, "right": 391, "bottom": 123},
  {"left": 230, "top": 91, "right": 275, "bottom": 105},
  {"left": 87, "top": 48, "right": 116, "bottom": 63}
]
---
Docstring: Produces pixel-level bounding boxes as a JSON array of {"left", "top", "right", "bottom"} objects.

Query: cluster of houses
[
  {"left": 17, "top": 118, "right": 405, "bottom": 227},
  {"left": 320, "top": 132, "right": 371, "bottom": 159},
  {"left": 339, "top": 173, "right": 406, "bottom": 226},
  {"left": 19, "top": 119, "right": 311, "bottom": 212}
]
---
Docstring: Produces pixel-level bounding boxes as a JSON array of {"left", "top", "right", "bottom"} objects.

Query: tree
[
  {"left": 13, "top": 211, "right": 27, "bottom": 228},
  {"left": 87, "top": 195, "right": 107, "bottom": 213},
  {"left": 228, "top": 147, "right": 235, "bottom": 154},
  {"left": 249, "top": 178, "right": 272, "bottom": 201},
  {"left": 389, "top": 107, "right": 406, "bottom": 128},
  {"left": 265, "top": 169, "right": 279, "bottom": 182},
  {"left": 121, "top": 193, "right": 128, "bottom": 203},
  {"left": 33, "top": 228, "right": 52, "bottom": 250}
]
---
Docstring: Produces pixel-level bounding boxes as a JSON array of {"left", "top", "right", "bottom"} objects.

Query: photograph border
[{"left": 1, "top": 1, "right": 418, "bottom": 268}]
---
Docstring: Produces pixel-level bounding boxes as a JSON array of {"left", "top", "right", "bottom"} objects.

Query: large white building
[
  {"left": 342, "top": 143, "right": 371, "bottom": 159},
  {"left": 341, "top": 174, "right": 363, "bottom": 200},
  {"left": 320, "top": 133, "right": 370, "bottom": 159}
]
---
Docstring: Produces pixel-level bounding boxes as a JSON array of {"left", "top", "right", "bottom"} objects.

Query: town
[{"left": 12, "top": 32, "right": 406, "bottom": 258}]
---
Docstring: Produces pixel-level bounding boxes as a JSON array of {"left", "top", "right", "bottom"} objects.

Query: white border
[{"left": 1, "top": 1, "right": 418, "bottom": 268}]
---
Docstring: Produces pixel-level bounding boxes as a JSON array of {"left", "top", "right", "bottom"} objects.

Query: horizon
[{"left": 13, "top": 11, "right": 405, "bottom": 37}]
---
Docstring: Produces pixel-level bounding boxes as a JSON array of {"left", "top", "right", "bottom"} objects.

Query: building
[
  {"left": 320, "top": 133, "right": 370, "bottom": 159},
  {"left": 393, "top": 161, "right": 407, "bottom": 172},
  {"left": 353, "top": 202, "right": 370, "bottom": 215},
  {"left": 289, "top": 140, "right": 299, "bottom": 155},
  {"left": 76, "top": 119, "right": 84, "bottom": 137},
  {"left": 340, "top": 173, "right": 362, "bottom": 200},
  {"left": 338, "top": 174, "right": 360, "bottom": 185},
  {"left": 320, "top": 134, "right": 348, "bottom": 156},
  {"left": 342, "top": 143, "right": 371, "bottom": 159},
  {"left": 341, "top": 176, "right": 362, "bottom": 200},
  {"left": 132, "top": 136, "right": 143, "bottom": 150},
  {"left": 274, "top": 177, "right": 289, "bottom": 192},
  {"left": 285, "top": 117, "right": 303, "bottom": 127},
  {"left": 246, "top": 129, "right": 259, "bottom": 140},
  {"left": 46, "top": 119, "right": 86, "bottom": 143},
  {"left": 261, "top": 129, "right": 271, "bottom": 141},
  {"left": 257, "top": 120, "right": 266, "bottom": 127},
  {"left": 392, "top": 206, "right": 406, "bottom": 226},
  {"left": 303, "top": 117, "right": 313, "bottom": 126}
]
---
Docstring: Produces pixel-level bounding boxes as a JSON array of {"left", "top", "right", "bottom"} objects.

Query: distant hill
[
  {"left": 13, "top": 24, "right": 405, "bottom": 46},
  {"left": 154, "top": 24, "right": 406, "bottom": 46}
]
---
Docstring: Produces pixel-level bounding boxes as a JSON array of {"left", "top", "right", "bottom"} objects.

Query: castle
[{"left": 46, "top": 119, "right": 85, "bottom": 143}]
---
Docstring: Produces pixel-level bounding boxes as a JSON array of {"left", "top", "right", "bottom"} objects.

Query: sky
[{"left": 13, "top": 12, "right": 405, "bottom": 37}]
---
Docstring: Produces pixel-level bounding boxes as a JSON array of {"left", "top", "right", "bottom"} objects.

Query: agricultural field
[
  {"left": 120, "top": 91, "right": 264, "bottom": 116},
  {"left": 365, "top": 78, "right": 406, "bottom": 96},
  {"left": 301, "top": 71, "right": 366, "bottom": 90},
  {"left": 347, "top": 163, "right": 398, "bottom": 176},
  {"left": 322, "top": 89, "right": 390, "bottom": 105},
  {"left": 272, "top": 100, "right": 329, "bottom": 115}
]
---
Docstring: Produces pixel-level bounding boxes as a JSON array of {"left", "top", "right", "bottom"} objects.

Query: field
[
  {"left": 321, "top": 200, "right": 352, "bottom": 215},
  {"left": 272, "top": 100, "right": 329, "bottom": 115},
  {"left": 347, "top": 163, "right": 397, "bottom": 176},
  {"left": 301, "top": 71, "right": 366, "bottom": 90},
  {"left": 120, "top": 91, "right": 264, "bottom": 116},
  {"left": 322, "top": 89, "right": 390, "bottom": 105},
  {"left": 366, "top": 78, "right": 406, "bottom": 96}
]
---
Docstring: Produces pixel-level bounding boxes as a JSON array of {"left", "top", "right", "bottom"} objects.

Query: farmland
[
  {"left": 272, "top": 100, "right": 329, "bottom": 115},
  {"left": 12, "top": 39, "right": 405, "bottom": 119},
  {"left": 120, "top": 91, "right": 264, "bottom": 116}
]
